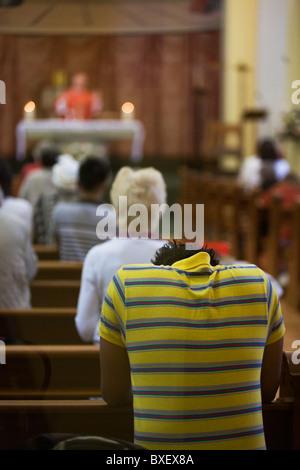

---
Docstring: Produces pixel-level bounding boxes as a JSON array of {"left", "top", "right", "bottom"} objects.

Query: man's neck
[{"left": 78, "top": 189, "right": 104, "bottom": 204}]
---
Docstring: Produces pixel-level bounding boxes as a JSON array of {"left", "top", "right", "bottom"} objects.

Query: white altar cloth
[{"left": 16, "top": 119, "right": 146, "bottom": 163}]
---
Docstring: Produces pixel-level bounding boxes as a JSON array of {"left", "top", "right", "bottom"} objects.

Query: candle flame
[
  {"left": 121, "top": 102, "right": 134, "bottom": 114},
  {"left": 24, "top": 101, "right": 36, "bottom": 113}
]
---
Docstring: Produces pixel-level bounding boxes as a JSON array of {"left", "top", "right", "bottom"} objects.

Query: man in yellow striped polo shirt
[{"left": 99, "top": 241, "right": 285, "bottom": 450}]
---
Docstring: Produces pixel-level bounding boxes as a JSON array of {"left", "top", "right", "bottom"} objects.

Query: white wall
[{"left": 255, "top": 0, "right": 288, "bottom": 139}]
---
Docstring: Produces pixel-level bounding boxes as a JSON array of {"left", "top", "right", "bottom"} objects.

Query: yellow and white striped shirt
[{"left": 100, "top": 252, "right": 285, "bottom": 450}]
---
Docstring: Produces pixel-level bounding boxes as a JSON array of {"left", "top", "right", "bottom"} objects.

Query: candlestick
[{"left": 24, "top": 101, "right": 36, "bottom": 120}]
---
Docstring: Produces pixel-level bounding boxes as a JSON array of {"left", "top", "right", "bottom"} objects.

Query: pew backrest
[
  {"left": 34, "top": 261, "right": 83, "bottom": 281},
  {"left": 0, "top": 308, "right": 84, "bottom": 345},
  {"left": 30, "top": 280, "right": 80, "bottom": 308},
  {"left": 0, "top": 344, "right": 100, "bottom": 399}
]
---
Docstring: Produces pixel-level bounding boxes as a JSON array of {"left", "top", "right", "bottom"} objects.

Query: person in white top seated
[
  {"left": 238, "top": 138, "right": 290, "bottom": 194},
  {"left": 34, "top": 154, "right": 79, "bottom": 245},
  {"left": 75, "top": 166, "right": 168, "bottom": 345},
  {"left": 0, "top": 209, "right": 37, "bottom": 309},
  {"left": 18, "top": 142, "right": 61, "bottom": 208},
  {"left": 0, "top": 157, "right": 33, "bottom": 236}
]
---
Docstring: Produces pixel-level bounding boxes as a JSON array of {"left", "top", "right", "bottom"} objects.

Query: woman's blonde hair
[{"left": 110, "top": 166, "right": 167, "bottom": 229}]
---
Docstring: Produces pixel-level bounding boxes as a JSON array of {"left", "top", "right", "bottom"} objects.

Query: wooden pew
[
  {"left": 0, "top": 350, "right": 298, "bottom": 450},
  {"left": 0, "top": 345, "right": 100, "bottom": 399},
  {"left": 262, "top": 401, "right": 293, "bottom": 450},
  {"left": 211, "top": 178, "right": 247, "bottom": 259},
  {"left": 177, "top": 167, "right": 253, "bottom": 260},
  {"left": 0, "top": 398, "right": 291, "bottom": 450},
  {"left": 279, "top": 350, "right": 300, "bottom": 450},
  {"left": 30, "top": 280, "right": 80, "bottom": 308},
  {"left": 0, "top": 400, "right": 134, "bottom": 450},
  {"left": 263, "top": 193, "right": 294, "bottom": 279},
  {"left": 33, "top": 245, "right": 59, "bottom": 261},
  {"left": 244, "top": 195, "right": 266, "bottom": 267},
  {"left": 286, "top": 199, "right": 300, "bottom": 309},
  {"left": 35, "top": 261, "right": 83, "bottom": 281},
  {"left": 0, "top": 308, "right": 84, "bottom": 345},
  {"left": 279, "top": 350, "right": 300, "bottom": 399}
]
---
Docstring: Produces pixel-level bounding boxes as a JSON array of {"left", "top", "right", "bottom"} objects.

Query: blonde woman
[{"left": 75, "top": 166, "right": 167, "bottom": 345}]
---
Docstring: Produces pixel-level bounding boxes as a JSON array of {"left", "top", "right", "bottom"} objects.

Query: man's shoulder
[
  {"left": 0, "top": 210, "right": 29, "bottom": 233},
  {"left": 119, "top": 262, "right": 173, "bottom": 279},
  {"left": 53, "top": 200, "right": 81, "bottom": 213},
  {"left": 216, "top": 262, "right": 267, "bottom": 279}
]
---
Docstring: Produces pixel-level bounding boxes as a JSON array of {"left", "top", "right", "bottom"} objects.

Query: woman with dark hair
[{"left": 238, "top": 138, "right": 290, "bottom": 193}]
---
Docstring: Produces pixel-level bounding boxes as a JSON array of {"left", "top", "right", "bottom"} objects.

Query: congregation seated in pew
[{"left": 0, "top": 149, "right": 298, "bottom": 451}]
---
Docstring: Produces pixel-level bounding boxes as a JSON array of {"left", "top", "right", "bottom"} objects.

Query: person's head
[
  {"left": 78, "top": 156, "right": 111, "bottom": 201},
  {"left": 40, "top": 143, "right": 61, "bottom": 168},
  {"left": 52, "top": 154, "right": 79, "bottom": 194},
  {"left": 109, "top": 166, "right": 167, "bottom": 233},
  {"left": 32, "top": 140, "right": 60, "bottom": 163},
  {"left": 71, "top": 73, "right": 88, "bottom": 91},
  {"left": 152, "top": 240, "right": 219, "bottom": 266},
  {"left": 257, "top": 139, "right": 279, "bottom": 162},
  {"left": 0, "top": 157, "right": 12, "bottom": 198}
]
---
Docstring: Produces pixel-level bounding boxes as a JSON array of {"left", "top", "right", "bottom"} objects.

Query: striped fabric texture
[
  {"left": 51, "top": 201, "right": 113, "bottom": 261},
  {"left": 100, "top": 252, "right": 285, "bottom": 450}
]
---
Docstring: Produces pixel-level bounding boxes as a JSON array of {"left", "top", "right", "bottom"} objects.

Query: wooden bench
[
  {"left": 262, "top": 193, "right": 294, "bottom": 279},
  {"left": 33, "top": 245, "right": 59, "bottom": 261},
  {"left": 0, "top": 345, "right": 100, "bottom": 399},
  {"left": 177, "top": 167, "right": 255, "bottom": 261},
  {"left": 0, "top": 350, "right": 298, "bottom": 450},
  {"left": 286, "top": 200, "right": 300, "bottom": 309},
  {"left": 278, "top": 350, "right": 300, "bottom": 450},
  {"left": 30, "top": 280, "right": 81, "bottom": 308},
  {"left": 34, "top": 261, "right": 83, "bottom": 281},
  {"left": 0, "top": 398, "right": 293, "bottom": 450},
  {"left": 0, "top": 400, "right": 134, "bottom": 450},
  {"left": 0, "top": 308, "right": 84, "bottom": 345}
]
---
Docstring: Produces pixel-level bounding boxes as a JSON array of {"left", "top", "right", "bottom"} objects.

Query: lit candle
[
  {"left": 121, "top": 102, "right": 135, "bottom": 120},
  {"left": 24, "top": 101, "right": 36, "bottom": 120}
]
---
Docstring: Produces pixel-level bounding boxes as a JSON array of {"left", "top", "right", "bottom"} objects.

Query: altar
[{"left": 15, "top": 119, "right": 146, "bottom": 163}]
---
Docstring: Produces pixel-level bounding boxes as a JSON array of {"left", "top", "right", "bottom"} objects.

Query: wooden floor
[{"left": 280, "top": 297, "right": 300, "bottom": 351}]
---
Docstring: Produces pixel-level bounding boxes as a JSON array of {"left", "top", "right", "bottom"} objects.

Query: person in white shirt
[
  {"left": 0, "top": 210, "right": 37, "bottom": 309},
  {"left": 34, "top": 154, "right": 79, "bottom": 245},
  {"left": 75, "top": 166, "right": 167, "bottom": 345},
  {"left": 18, "top": 143, "right": 60, "bottom": 208}
]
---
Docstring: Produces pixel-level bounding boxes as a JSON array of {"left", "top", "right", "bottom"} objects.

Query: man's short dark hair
[
  {"left": 79, "top": 156, "right": 111, "bottom": 192},
  {"left": 41, "top": 146, "right": 60, "bottom": 168},
  {"left": 152, "top": 240, "right": 220, "bottom": 266}
]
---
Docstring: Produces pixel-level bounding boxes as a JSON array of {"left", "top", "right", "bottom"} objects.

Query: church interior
[{"left": 0, "top": 0, "right": 300, "bottom": 451}]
